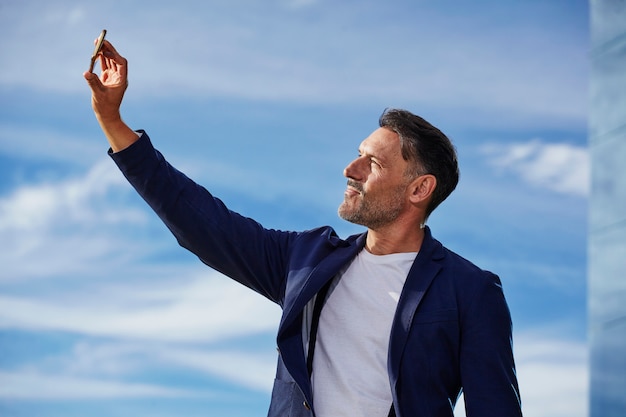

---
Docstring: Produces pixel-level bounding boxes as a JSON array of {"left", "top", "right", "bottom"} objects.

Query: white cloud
[
  {"left": 0, "top": 336, "right": 277, "bottom": 401},
  {"left": 0, "top": 271, "right": 280, "bottom": 343},
  {"left": 0, "top": 370, "right": 195, "bottom": 399},
  {"left": 481, "top": 140, "right": 590, "bottom": 197},
  {"left": 155, "top": 348, "right": 277, "bottom": 392},
  {"left": 64, "top": 341, "right": 277, "bottom": 392},
  {"left": 0, "top": 158, "right": 141, "bottom": 232},
  {"left": 0, "top": 156, "right": 153, "bottom": 281}
]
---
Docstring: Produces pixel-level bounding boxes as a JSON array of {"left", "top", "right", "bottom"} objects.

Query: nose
[{"left": 343, "top": 156, "right": 365, "bottom": 181}]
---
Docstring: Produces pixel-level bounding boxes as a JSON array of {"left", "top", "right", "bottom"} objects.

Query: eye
[{"left": 356, "top": 153, "right": 381, "bottom": 169}]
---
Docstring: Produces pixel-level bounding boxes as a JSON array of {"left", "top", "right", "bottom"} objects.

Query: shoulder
[
  {"left": 423, "top": 228, "right": 503, "bottom": 305},
  {"left": 442, "top": 245, "right": 499, "bottom": 284}
]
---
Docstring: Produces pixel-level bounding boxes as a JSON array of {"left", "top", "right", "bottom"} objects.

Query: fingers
[
  {"left": 100, "top": 40, "right": 128, "bottom": 76},
  {"left": 100, "top": 40, "right": 125, "bottom": 63},
  {"left": 100, "top": 52, "right": 108, "bottom": 73},
  {"left": 92, "top": 39, "right": 126, "bottom": 66},
  {"left": 101, "top": 40, "right": 118, "bottom": 55}
]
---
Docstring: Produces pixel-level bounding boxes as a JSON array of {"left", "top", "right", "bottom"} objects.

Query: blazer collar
[
  {"left": 280, "top": 226, "right": 443, "bottom": 331},
  {"left": 280, "top": 231, "right": 366, "bottom": 331}
]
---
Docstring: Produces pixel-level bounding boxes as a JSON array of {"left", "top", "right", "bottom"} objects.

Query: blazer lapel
[
  {"left": 276, "top": 232, "right": 366, "bottom": 403},
  {"left": 387, "top": 226, "right": 444, "bottom": 389}
]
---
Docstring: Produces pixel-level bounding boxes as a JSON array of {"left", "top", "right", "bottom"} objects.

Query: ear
[{"left": 408, "top": 174, "right": 437, "bottom": 205}]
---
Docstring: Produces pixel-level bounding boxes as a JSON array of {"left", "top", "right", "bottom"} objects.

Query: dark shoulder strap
[{"left": 306, "top": 281, "right": 333, "bottom": 376}]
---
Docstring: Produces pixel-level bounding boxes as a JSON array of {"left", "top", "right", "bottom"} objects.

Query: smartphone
[{"left": 89, "top": 29, "right": 107, "bottom": 73}]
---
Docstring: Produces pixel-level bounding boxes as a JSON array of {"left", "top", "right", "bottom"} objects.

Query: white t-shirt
[{"left": 311, "top": 249, "right": 417, "bottom": 417}]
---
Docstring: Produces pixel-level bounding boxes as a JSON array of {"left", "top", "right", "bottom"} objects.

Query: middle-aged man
[{"left": 84, "top": 39, "right": 522, "bottom": 417}]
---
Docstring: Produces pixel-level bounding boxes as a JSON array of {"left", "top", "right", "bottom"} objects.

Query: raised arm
[{"left": 83, "top": 40, "right": 138, "bottom": 152}]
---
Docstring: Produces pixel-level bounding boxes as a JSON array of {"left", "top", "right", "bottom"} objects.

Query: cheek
[{"left": 365, "top": 172, "right": 392, "bottom": 190}]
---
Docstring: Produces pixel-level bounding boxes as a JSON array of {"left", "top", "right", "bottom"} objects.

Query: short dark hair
[{"left": 379, "top": 108, "right": 459, "bottom": 219}]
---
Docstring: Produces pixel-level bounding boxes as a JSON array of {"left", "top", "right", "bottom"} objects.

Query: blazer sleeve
[
  {"left": 109, "top": 131, "right": 296, "bottom": 305},
  {"left": 459, "top": 272, "right": 523, "bottom": 417}
]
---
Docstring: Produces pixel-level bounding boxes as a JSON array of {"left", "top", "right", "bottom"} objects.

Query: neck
[{"left": 365, "top": 221, "right": 425, "bottom": 255}]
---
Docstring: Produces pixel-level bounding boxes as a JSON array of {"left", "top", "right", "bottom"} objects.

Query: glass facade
[{"left": 588, "top": 1, "right": 626, "bottom": 416}]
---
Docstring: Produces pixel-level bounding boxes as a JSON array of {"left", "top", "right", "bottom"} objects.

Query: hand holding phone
[{"left": 88, "top": 29, "right": 107, "bottom": 73}]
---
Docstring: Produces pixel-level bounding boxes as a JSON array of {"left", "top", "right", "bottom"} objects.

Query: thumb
[{"left": 83, "top": 70, "right": 103, "bottom": 91}]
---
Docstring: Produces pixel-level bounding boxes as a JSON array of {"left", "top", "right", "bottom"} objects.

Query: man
[{"left": 84, "top": 40, "right": 522, "bottom": 417}]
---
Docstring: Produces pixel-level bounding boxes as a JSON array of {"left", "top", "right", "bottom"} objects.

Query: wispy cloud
[
  {"left": 0, "top": 1, "right": 587, "bottom": 129},
  {"left": 0, "top": 271, "right": 280, "bottom": 342},
  {"left": 481, "top": 140, "right": 589, "bottom": 197},
  {"left": 0, "top": 370, "right": 197, "bottom": 399},
  {"left": 1, "top": 328, "right": 587, "bottom": 417},
  {"left": 154, "top": 347, "right": 277, "bottom": 392},
  {"left": 0, "top": 338, "right": 277, "bottom": 400},
  {"left": 483, "top": 258, "right": 585, "bottom": 294},
  {"left": 0, "top": 159, "right": 136, "bottom": 232},
  {"left": 0, "top": 158, "right": 150, "bottom": 281},
  {"left": 0, "top": 124, "right": 102, "bottom": 166}
]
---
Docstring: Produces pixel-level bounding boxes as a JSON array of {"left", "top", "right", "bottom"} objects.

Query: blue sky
[{"left": 0, "top": 1, "right": 589, "bottom": 416}]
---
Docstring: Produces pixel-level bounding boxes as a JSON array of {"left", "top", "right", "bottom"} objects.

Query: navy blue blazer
[{"left": 111, "top": 132, "right": 522, "bottom": 417}]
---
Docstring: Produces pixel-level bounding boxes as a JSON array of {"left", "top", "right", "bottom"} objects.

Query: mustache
[{"left": 347, "top": 180, "right": 363, "bottom": 193}]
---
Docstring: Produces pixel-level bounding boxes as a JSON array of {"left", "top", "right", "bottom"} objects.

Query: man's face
[{"left": 338, "top": 127, "right": 412, "bottom": 229}]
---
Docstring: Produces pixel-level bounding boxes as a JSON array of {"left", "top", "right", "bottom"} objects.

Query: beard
[{"left": 338, "top": 179, "right": 407, "bottom": 230}]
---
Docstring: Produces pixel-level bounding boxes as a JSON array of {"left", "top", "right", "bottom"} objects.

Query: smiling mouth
[
  {"left": 346, "top": 180, "right": 363, "bottom": 192},
  {"left": 345, "top": 180, "right": 363, "bottom": 197}
]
